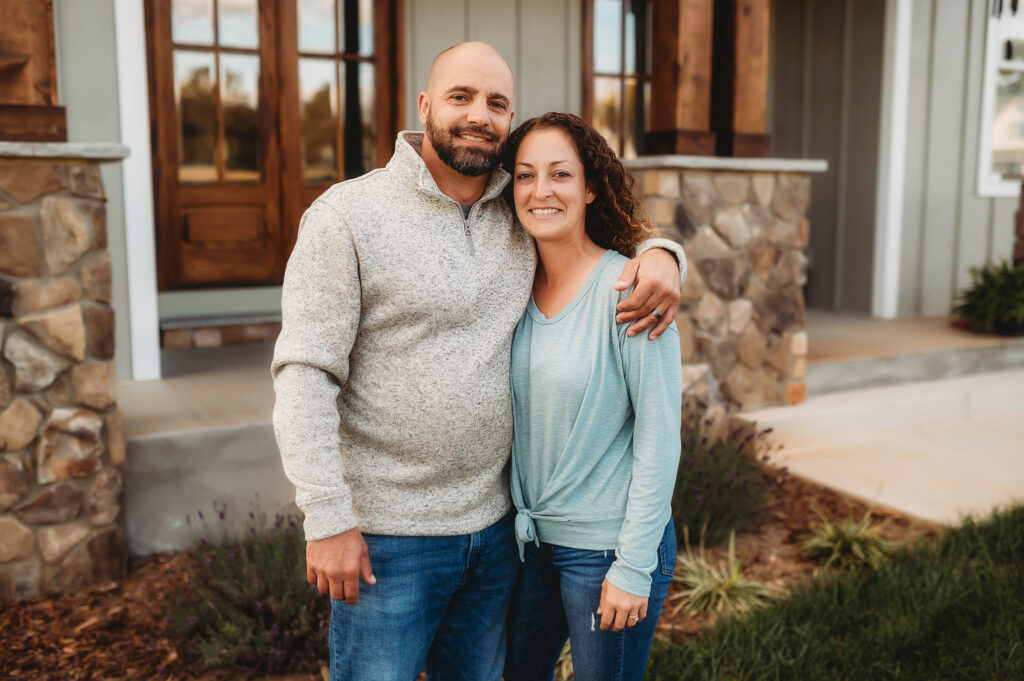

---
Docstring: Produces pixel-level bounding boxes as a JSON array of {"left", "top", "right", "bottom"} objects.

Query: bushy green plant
[
  {"left": 668, "top": 528, "right": 776, "bottom": 617},
  {"left": 802, "top": 510, "right": 898, "bottom": 571},
  {"left": 168, "top": 502, "right": 329, "bottom": 674},
  {"left": 671, "top": 423, "right": 772, "bottom": 547},
  {"left": 953, "top": 260, "right": 1024, "bottom": 335}
]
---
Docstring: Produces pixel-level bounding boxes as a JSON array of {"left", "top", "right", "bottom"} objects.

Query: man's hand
[
  {"left": 596, "top": 579, "right": 649, "bottom": 632},
  {"left": 614, "top": 249, "right": 681, "bottom": 339},
  {"left": 306, "top": 527, "right": 376, "bottom": 605}
]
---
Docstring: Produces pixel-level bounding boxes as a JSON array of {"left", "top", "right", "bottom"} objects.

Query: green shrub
[
  {"left": 802, "top": 510, "right": 898, "bottom": 571},
  {"left": 669, "top": 529, "right": 776, "bottom": 617},
  {"left": 671, "top": 423, "right": 772, "bottom": 547},
  {"left": 167, "top": 503, "right": 329, "bottom": 674},
  {"left": 953, "top": 260, "right": 1024, "bottom": 335}
]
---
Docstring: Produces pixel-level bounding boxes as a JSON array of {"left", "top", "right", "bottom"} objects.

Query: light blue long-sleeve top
[{"left": 510, "top": 249, "right": 683, "bottom": 597}]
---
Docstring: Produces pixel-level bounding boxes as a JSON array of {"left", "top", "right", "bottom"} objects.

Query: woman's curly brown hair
[{"left": 503, "top": 112, "right": 656, "bottom": 257}]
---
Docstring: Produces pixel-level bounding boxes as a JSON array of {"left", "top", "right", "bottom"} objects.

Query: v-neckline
[{"left": 527, "top": 250, "right": 615, "bottom": 323}]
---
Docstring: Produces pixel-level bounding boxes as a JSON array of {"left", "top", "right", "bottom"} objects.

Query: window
[
  {"left": 978, "top": 0, "right": 1024, "bottom": 196},
  {"left": 583, "top": 0, "right": 651, "bottom": 159}
]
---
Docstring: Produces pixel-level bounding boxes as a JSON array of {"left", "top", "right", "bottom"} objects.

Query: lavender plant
[
  {"left": 167, "top": 501, "right": 329, "bottom": 673},
  {"left": 671, "top": 420, "right": 773, "bottom": 547}
]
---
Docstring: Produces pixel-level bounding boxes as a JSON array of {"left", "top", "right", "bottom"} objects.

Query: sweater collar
[{"left": 390, "top": 130, "right": 511, "bottom": 207}]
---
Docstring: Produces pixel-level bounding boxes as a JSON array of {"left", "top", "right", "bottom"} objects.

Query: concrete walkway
[{"left": 747, "top": 369, "right": 1024, "bottom": 525}]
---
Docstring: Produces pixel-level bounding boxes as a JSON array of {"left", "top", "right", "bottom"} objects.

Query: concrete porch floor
[{"left": 115, "top": 314, "right": 1024, "bottom": 553}]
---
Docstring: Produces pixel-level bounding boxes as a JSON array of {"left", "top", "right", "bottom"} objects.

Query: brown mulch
[
  {"left": 655, "top": 466, "right": 941, "bottom": 641},
  {"left": 0, "top": 467, "right": 938, "bottom": 680}
]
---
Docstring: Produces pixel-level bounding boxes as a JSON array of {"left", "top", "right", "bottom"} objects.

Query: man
[{"left": 272, "top": 42, "right": 685, "bottom": 680}]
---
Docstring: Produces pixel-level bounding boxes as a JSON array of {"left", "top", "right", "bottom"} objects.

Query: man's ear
[{"left": 417, "top": 92, "right": 429, "bottom": 125}]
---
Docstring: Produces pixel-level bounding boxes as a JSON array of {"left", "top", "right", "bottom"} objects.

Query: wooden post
[
  {"left": 711, "top": 0, "right": 771, "bottom": 157},
  {"left": 0, "top": 0, "right": 66, "bottom": 141},
  {"left": 645, "top": 0, "right": 716, "bottom": 156}
]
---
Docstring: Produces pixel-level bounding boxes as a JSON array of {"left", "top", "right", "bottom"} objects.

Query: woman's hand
[
  {"left": 613, "top": 249, "right": 681, "bottom": 340},
  {"left": 597, "top": 579, "right": 649, "bottom": 632}
]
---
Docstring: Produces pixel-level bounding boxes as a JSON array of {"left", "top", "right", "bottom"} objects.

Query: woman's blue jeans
[
  {"left": 505, "top": 520, "right": 676, "bottom": 681},
  {"left": 328, "top": 513, "right": 518, "bottom": 681}
]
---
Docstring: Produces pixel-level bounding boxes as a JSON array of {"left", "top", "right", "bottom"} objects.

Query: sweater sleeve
[
  {"left": 604, "top": 321, "right": 683, "bottom": 597},
  {"left": 635, "top": 237, "right": 688, "bottom": 290},
  {"left": 271, "top": 201, "right": 362, "bottom": 541}
]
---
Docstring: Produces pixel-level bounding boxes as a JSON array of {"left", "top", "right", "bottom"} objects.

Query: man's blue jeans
[
  {"left": 328, "top": 513, "right": 518, "bottom": 680},
  {"left": 505, "top": 521, "right": 676, "bottom": 681}
]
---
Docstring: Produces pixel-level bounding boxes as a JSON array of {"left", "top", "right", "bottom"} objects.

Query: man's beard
[{"left": 425, "top": 114, "right": 503, "bottom": 177}]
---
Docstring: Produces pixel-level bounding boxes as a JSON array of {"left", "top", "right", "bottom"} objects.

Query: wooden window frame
[{"left": 581, "top": 0, "right": 652, "bottom": 158}]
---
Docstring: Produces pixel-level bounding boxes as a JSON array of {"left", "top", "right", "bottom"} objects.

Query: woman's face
[{"left": 512, "top": 127, "right": 595, "bottom": 245}]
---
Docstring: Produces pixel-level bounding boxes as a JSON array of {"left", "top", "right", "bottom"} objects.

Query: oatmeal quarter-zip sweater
[{"left": 272, "top": 131, "right": 687, "bottom": 541}]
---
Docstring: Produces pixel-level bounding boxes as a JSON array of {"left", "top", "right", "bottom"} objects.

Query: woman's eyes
[{"left": 515, "top": 171, "right": 572, "bottom": 181}]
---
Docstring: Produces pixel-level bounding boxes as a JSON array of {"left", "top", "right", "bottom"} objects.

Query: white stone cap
[
  {"left": 0, "top": 141, "right": 130, "bottom": 162},
  {"left": 623, "top": 155, "right": 828, "bottom": 173}
]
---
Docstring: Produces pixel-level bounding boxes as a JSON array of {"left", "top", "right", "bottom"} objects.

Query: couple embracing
[{"left": 272, "top": 41, "right": 684, "bottom": 681}]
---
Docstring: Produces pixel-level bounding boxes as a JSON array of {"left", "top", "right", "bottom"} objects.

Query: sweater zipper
[{"left": 461, "top": 208, "right": 476, "bottom": 256}]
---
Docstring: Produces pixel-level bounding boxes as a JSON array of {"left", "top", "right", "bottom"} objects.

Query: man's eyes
[{"left": 489, "top": 101, "right": 508, "bottom": 111}]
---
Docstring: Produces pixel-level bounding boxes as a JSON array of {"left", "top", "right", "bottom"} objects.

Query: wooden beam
[
  {"left": 646, "top": 0, "right": 716, "bottom": 155},
  {"left": 0, "top": 104, "right": 66, "bottom": 141},
  {"left": 711, "top": 0, "right": 771, "bottom": 157}
]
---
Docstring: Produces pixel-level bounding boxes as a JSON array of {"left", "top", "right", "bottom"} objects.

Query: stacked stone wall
[
  {"left": 0, "top": 158, "right": 125, "bottom": 601},
  {"left": 634, "top": 168, "right": 812, "bottom": 423}
]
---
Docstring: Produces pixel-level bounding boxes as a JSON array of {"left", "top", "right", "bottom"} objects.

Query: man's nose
[{"left": 466, "top": 97, "right": 489, "bottom": 125}]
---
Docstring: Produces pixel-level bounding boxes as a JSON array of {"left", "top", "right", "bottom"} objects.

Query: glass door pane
[
  {"left": 299, "top": 0, "right": 337, "bottom": 52},
  {"left": 174, "top": 50, "right": 218, "bottom": 182},
  {"left": 172, "top": 0, "right": 214, "bottom": 45},
  {"left": 221, "top": 53, "right": 262, "bottom": 181},
  {"left": 300, "top": 58, "right": 339, "bottom": 181},
  {"left": 218, "top": 0, "right": 259, "bottom": 48}
]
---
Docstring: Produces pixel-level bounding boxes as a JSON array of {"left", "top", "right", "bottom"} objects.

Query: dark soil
[{"left": 0, "top": 468, "right": 938, "bottom": 680}]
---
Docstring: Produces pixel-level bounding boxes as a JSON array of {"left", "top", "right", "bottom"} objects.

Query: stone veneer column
[
  {"left": 0, "top": 142, "right": 128, "bottom": 601},
  {"left": 626, "top": 156, "right": 826, "bottom": 424}
]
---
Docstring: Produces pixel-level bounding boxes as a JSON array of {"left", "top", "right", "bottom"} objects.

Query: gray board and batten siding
[
  {"left": 770, "top": 0, "right": 1017, "bottom": 318},
  {"left": 403, "top": 0, "right": 583, "bottom": 129},
  {"left": 901, "top": 0, "right": 1015, "bottom": 317},
  {"left": 769, "top": 0, "right": 886, "bottom": 316}
]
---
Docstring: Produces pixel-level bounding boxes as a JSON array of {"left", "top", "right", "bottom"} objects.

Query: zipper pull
[{"left": 463, "top": 217, "right": 476, "bottom": 256}]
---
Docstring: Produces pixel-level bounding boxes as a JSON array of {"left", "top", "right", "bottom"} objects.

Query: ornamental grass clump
[
  {"left": 669, "top": 527, "right": 777, "bottom": 618},
  {"left": 671, "top": 421, "right": 773, "bottom": 547},
  {"left": 802, "top": 509, "right": 898, "bottom": 571},
  {"left": 953, "top": 260, "right": 1024, "bottom": 335},
  {"left": 167, "top": 502, "right": 329, "bottom": 674}
]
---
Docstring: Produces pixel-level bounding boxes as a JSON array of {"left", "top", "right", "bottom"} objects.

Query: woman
[{"left": 504, "top": 112, "right": 682, "bottom": 681}]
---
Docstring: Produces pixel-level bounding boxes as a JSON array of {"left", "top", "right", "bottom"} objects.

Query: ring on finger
[
  {"left": 650, "top": 309, "right": 664, "bottom": 321},
  {"left": 628, "top": 614, "right": 640, "bottom": 622}
]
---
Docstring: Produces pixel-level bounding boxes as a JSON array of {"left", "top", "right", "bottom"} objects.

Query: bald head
[{"left": 426, "top": 42, "right": 514, "bottom": 97}]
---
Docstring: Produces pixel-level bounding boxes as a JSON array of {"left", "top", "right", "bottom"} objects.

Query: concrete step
[{"left": 118, "top": 343, "right": 295, "bottom": 556}]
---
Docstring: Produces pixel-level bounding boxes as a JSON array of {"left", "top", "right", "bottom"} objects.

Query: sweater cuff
[
  {"left": 605, "top": 556, "right": 656, "bottom": 598},
  {"left": 636, "top": 237, "right": 688, "bottom": 288},
  {"left": 299, "top": 496, "right": 359, "bottom": 542}
]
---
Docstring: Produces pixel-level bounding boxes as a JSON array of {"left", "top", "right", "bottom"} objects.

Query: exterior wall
[
  {"left": 403, "top": 0, "right": 583, "bottom": 129},
  {"left": 769, "top": 0, "right": 885, "bottom": 315},
  {"left": 899, "top": 0, "right": 1017, "bottom": 317},
  {"left": 54, "top": 0, "right": 134, "bottom": 379}
]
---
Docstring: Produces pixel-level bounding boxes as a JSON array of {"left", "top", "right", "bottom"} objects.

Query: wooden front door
[{"left": 146, "top": 0, "right": 399, "bottom": 290}]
